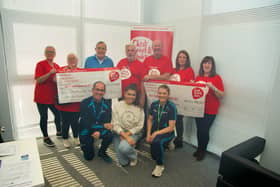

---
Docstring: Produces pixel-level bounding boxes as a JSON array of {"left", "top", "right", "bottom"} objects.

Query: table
[{"left": 0, "top": 138, "right": 44, "bottom": 187}]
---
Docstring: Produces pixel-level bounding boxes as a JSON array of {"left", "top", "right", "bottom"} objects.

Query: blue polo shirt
[
  {"left": 149, "top": 100, "right": 177, "bottom": 133},
  {"left": 84, "top": 55, "right": 114, "bottom": 68}
]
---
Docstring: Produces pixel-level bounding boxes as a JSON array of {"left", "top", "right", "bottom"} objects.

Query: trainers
[
  {"left": 152, "top": 165, "right": 165, "bottom": 177},
  {"left": 73, "top": 137, "right": 80, "bottom": 146},
  {"left": 56, "top": 132, "right": 62, "bottom": 138},
  {"left": 130, "top": 159, "right": 138, "bottom": 166},
  {"left": 63, "top": 139, "right": 71, "bottom": 148},
  {"left": 44, "top": 138, "right": 55, "bottom": 147},
  {"left": 98, "top": 152, "right": 113, "bottom": 163}
]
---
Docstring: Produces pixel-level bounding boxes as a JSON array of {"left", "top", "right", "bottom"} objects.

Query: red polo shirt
[
  {"left": 195, "top": 74, "right": 224, "bottom": 115},
  {"left": 117, "top": 58, "right": 145, "bottom": 96},
  {"left": 171, "top": 67, "right": 195, "bottom": 82},
  {"left": 143, "top": 55, "right": 173, "bottom": 76},
  {"left": 34, "top": 60, "right": 60, "bottom": 104}
]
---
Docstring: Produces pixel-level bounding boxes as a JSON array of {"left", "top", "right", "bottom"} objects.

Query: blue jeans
[{"left": 113, "top": 133, "right": 141, "bottom": 166}]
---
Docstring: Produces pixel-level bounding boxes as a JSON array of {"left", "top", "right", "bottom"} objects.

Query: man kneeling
[{"left": 79, "top": 81, "right": 113, "bottom": 163}]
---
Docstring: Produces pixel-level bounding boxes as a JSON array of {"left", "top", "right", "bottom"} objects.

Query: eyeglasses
[
  {"left": 94, "top": 88, "right": 105, "bottom": 92},
  {"left": 46, "top": 51, "right": 55, "bottom": 54}
]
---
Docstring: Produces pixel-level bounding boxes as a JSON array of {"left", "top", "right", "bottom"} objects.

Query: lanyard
[
  {"left": 157, "top": 104, "right": 165, "bottom": 130},
  {"left": 89, "top": 99, "right": 104, "bottom": 123}
]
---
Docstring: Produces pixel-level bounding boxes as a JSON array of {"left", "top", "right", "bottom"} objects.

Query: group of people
[{"left": 34, "top": 40, "right": 224, "bottom": 177}]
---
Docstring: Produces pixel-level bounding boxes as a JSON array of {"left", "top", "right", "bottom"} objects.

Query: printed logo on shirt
[
  {"left": 121, "top": 111, "right": 137, "bottom": 127},
  {"left": 109, "top": 71, "right": 120, "bottom": 82},
  {"left": 148, "top": 68, "right": 160, "bottom": 76},
  {"left": 169, "top": 74, "right": 181, "bottom": 81},
  {"left": 120, "top": 68, "right": 131, "bottom": 80}
]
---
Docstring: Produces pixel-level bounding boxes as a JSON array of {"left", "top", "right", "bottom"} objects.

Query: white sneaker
[
  {"left": 152, "top": 165, "right": 165, "bottom": 177},
  {"left": 63, "top": 139, "right": 71, "bottom": 148},
  {"left": 73, "top": 138, "right": 80, "bottom": 146},
  {"left": 130, "top": 159, "right": 138, "bottom": 166}
]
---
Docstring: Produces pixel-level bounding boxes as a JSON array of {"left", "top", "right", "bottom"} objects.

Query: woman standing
[
  {"left": 55, "top": 53, "right": 81, "bottom": 148},
  {"left": 112, "top": 84, "right": 144, "bottom": 166},
  {"left": 194, "top": 56, "right": 224, "bottom": 161},
  {"left": 171, "top": 50, "right": 195, "bottom": 148},
  {"left": 34, "top": 46, "right": 61, "bottom": 147},
  {"left": 146, "top": 85, "right": 177, "bottom": 177}
]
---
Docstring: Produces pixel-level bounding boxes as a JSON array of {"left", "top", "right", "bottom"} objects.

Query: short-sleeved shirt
[
  {"left": 170, "top": 67, "right": 195, "bottom": 82},
  {"left": 195, "top": 74, "right": 224, "bottom": 115},
  {"left": 149, "top": 100, "right": 177, "bottom": 133},
  {"left": 84, "top": 55, "right": 114, "bottom": 68},
  {"left": 117, "top": 58, "right": 145, "bottom": 96},
  {"left": 143, "top": 55, "right": 173, "bottom": 76},
  {"left": 55, "top": 66, "right": 81, "bottom": 112},
  {"left": 79, "top": 96, "right": 112, "bottom": 136},
  {"left": 34, "top": 60, "right": 60, "bottom": 104}
]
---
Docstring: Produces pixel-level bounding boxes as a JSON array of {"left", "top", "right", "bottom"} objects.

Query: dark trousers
[
  {"left": 195, "top": 114, "right": 216, "bottom": 151},
  {"left": 80, "top": 128, "right": 113, "bottom": 161},
  {"left": 36, "top": 103, "right": 61, "bottom": 137},
  {"left": 151, "top": 132, "right": 175, "bottom": 165},
  {"left": 60, "top": 111, "right": 80, "bottom": 139},
  {"left": 174, "top": 115, "right": 183, "bottom": 144}
]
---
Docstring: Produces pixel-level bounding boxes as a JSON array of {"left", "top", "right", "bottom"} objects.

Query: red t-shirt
[
  {"left": 117, "top": 58, "right": 145, "bottom": 96},
  {"left": 195, "top": 74, "right": 224, "bottom": 115},
  {"left": 170, "top": 67, "right": 195, "bottom": 82},
  {"left": 34, "top": 60, "right": 60, "bottom": 104},
  {"left": 54, "top": 66, "right": 81, "bottom": 112},
  {"left": 143, "top": 55, "right": 173, "bottom": 76}
]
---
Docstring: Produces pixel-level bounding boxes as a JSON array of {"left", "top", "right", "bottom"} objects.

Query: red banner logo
[{"left": 131, "top": 36, "right": 153, "bottom": 62}]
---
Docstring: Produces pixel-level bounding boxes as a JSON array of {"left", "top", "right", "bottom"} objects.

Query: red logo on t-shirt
[
  {"left": 109, "top": 71, "right": 120, "bottom": 82},
  {"left": 192, "top": 87, "right": 204, "bottom": 99}
]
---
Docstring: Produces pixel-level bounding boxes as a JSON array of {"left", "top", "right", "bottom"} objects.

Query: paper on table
[
  {"left": 0, "top": 160, "right": 32, "bottom": 187},
  {"left": 0, "top": 144, "right": 17, "bottom": 156}
]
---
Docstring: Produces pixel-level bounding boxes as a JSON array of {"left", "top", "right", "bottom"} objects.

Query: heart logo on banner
[
  {"left": 192, "top": 87, "right": 204, "bottom": 99},
  {"left": 109, "top": 71, "right": 120, "bottom": 82}
]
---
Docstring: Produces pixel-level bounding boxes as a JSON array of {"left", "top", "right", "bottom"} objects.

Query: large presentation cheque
[
  {"left": 144, "top": 80, "right": 208, "bottom": 117},
  {"left": 56, "top": 68, "right": 121, "bottom": 104}
]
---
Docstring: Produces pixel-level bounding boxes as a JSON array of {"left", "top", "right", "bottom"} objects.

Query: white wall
[
  {"left": 0, "top": 0, "right": 141, "bottom": 140},
  {"left": 144, "top": 0, "right": 203, "bottom": 69},
  {"left": 260, "top": 57, "right": 280, "bottom": 174},
  {"left": 145, "top": 0, "right": 280, "bottom": 162}
]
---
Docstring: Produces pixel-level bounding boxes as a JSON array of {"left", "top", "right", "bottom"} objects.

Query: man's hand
[
  {"left": 92, "top": 131, "right": 100, "bottom": 139},
  {"left": 104, "top": 123, "right": 113, "bottom": 130}
]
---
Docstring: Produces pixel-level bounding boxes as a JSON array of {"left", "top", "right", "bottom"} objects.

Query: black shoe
[
  {"left": 98, "top": 152, "right": 112, "bottom": 163},
  {"left": 56, "top": 132, "right": 62, "bottom": 138},
  {"left": 193, "top": 150, "right": 198, "bottom": 157},
  {"left": 44, "top": 138, "right": 55, "bottom": 147},
  {"left": 196, "top": 150, "right": 206, "bottom": 161},
  {"left": 174, "top": 141, "right": 183, "bottom": 149}
]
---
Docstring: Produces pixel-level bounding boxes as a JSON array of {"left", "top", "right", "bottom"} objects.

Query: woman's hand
[
  {"left": 126, "top": 136, "right": 136, "bottom": 146},
  {"left": 151, "top": 131, "right": 158, "bottom": 141},
  {"left": 146, "top": 135, "right": 152, "bottom": 143}
]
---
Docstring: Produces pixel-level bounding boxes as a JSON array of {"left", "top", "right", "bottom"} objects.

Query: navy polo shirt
[{"left": 149, "top": 100, "right": 177, "bottom": 133}]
